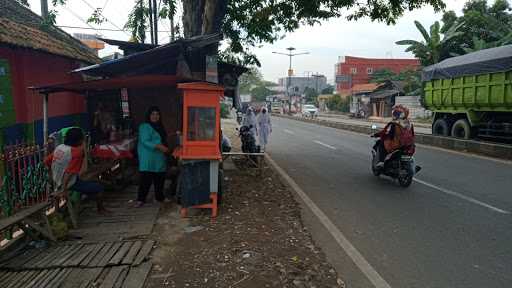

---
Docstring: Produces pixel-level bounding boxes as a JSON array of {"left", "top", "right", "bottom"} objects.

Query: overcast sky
[{"left": 28, "top": 0, "right": 467, "bottom": 83}]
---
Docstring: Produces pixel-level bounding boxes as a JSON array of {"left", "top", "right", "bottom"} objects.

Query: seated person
[
  {"left": 45, "top": 128, "right": 110, "bottom": 215},
  {"left": 373, "top": 106, "right": 405, "bottom": 167}
]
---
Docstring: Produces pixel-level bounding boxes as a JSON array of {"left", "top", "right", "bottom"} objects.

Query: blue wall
[{"left": 1, "top": 113, "right": 89, "bottom": 145}]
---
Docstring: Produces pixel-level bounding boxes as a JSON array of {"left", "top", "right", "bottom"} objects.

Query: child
[{"left": 45, "top": 128, "right": 110, "bottom": 215}]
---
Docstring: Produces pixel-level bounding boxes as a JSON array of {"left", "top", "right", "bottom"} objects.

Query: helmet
[{"left": 392, "top": 105, "right": 409, "bottom": 120}]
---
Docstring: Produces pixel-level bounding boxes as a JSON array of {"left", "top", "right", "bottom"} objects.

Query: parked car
[{"left": 302, "top": 104, "right": 319, "bottom": 118}]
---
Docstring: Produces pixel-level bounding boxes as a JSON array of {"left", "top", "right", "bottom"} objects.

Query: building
[
  {"left": 73, "top": 33, "right": 105, "bottom": 55},
  {"left": 367, "top": 81, "right": 405, "bottom": 118},
  {"left": 349, "top": 83, "right": 380, "bottom": 117},
  {"left": 0, "top": 0, "right": 100, "bottom": 145},
  {"left": 335, "top": 56, "right": 419, "bottom": 95},
  {"left": 278, "top": 74, "right": 328, "bottom": 95}
]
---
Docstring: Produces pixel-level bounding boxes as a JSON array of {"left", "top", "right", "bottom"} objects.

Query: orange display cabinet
[
  {"left": 174, "top": 82, "right": 223, "bottom": 160},
  {"left": 174, "top": 82, "right": 224, "bottom": 218}
]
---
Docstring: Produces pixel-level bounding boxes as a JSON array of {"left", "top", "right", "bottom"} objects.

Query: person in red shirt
[{"left": 45, "top": 128, "right": 110, "bottom": 215}]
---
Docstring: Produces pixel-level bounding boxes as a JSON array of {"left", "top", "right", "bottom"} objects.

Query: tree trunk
[
  {"left": 183, "top": 0, "right": 228, "bottom": 37},
  {"left": 183, "top": 0, "right": 205, "bottom": 37},
  {"left": 202, "top": 0, "right": 227, "bottom": 35}
]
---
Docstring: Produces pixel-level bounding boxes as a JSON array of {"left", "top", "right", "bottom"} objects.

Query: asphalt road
[
  {"left": 267, "top": 117, "right": 512, "bottom": 288},
  {"left": 315, "top": 115, "right": 433, "bottom": 135}
]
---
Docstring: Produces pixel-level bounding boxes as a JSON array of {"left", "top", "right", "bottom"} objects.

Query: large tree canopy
[
  {"left": 50, "top": 0, "right": 445, "bottom": 66},
  {"left": 397, "top": 0, "right": 512, "bottom": 65}
]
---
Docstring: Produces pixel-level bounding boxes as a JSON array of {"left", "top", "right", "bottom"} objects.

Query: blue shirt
[{"left": 137, "top": 123, "right": 167, "bottom": 172}]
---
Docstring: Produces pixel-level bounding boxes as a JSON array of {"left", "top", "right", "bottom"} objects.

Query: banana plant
[{"left": 396, "top": 20, "right": 464, "bottom": 66}]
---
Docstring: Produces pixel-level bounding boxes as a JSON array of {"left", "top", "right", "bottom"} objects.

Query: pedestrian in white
[
  {"left": 243, "top": 107, "right": 258, "bottom": 138},
  {"left": 258, "top": 107, "right": 272, "bottom": 151}
]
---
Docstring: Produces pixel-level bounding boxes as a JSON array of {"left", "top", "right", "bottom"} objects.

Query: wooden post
[{"left": 43, "top": 93, "right": 49, "bottom": 146}]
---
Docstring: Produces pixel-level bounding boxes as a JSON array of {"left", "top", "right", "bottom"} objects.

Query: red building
[
  {"left": 335, "top": 56, "right": 419, "bottom": 95},
  {"left": 0, "top": 1, "right": 99, "bottom": 145}
]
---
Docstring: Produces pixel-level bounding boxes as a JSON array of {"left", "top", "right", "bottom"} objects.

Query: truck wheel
[
  {"left": 451, "top": 119, "right": 471, "bottom": 139},
  {"left": 433, "top": 119, "right": 449, "bottom": 136}
]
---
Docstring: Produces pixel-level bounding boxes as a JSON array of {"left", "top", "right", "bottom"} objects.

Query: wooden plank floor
[
  {"left": 69, "top": 185, "right": 160, "bottom": 242},
  {"left": 0, "top": 185, "right": 159, "bottom": 287}
]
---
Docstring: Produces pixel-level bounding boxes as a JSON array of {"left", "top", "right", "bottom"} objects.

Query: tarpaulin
[{"left": 422, "top": 45, "right": 512, "bottom": 81}]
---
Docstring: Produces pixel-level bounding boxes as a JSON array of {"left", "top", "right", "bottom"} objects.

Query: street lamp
[{"left": 272, "top": 47, "right": 309, "bottom": 114}]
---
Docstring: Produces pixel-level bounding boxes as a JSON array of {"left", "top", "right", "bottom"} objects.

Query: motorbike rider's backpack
[{"left": 400, "top": 125, "right": 415, "bottom": 155}]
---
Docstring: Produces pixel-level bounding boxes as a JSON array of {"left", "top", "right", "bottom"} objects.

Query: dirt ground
[{"left": 145, "top": 118, "right": 344, "bottom": 288}]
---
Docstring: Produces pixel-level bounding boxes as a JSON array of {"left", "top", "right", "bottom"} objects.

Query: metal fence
[{"left": 0, "top": 142, "right": 50, "bottom": 219}]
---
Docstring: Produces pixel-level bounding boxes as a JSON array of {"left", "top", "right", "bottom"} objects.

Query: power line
[
  {"left": 62, "top": 6, "right": 99, "bottom": 33},
  {"left": 80, "top": 0, "right": 129, "bottom": 35},
  {"left": 57, "top": 25, "right": 173, "bottom": 33}
]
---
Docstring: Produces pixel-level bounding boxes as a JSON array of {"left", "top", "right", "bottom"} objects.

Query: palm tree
[{"left": 396, "top": 20, "right": 463, "bottom": 66}]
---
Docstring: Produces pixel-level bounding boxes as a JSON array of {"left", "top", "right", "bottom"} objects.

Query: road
[
  {"left": 267, "top": 117, "right": 512, "bottom": 288},
  {"left": 314, "top": 115, "right": 433, "bottom": 135}
]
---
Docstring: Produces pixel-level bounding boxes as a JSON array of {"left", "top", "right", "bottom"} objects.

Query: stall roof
[
  {"left": 422, "top": 45, "right": 512, "bottom": 81},
  {"left": 72, "top": 33, "right": 223, "bottom": 77},
  {"left": 30, "top": 75, "right": 185, "bottom": 94},
  {"left": 370, "top": 89, "right": 402, "bottom": 99}
]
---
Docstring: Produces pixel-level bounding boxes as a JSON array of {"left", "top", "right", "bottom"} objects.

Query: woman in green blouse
[{"left": 136, "top": 106, "right": 169, "bottom": 207}]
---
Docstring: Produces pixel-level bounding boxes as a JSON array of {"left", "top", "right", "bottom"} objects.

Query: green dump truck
[{"left": 423, "top": 45, "right": 512, "bottom": 141}]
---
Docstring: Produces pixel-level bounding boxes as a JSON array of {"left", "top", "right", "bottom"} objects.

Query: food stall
[{"left": 31, "top": 34, "right": 246, "bottom": 218}]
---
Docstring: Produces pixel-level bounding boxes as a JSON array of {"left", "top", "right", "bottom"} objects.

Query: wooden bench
[{"left": 0, "top": 202, "right": 56, "bottom": 242}]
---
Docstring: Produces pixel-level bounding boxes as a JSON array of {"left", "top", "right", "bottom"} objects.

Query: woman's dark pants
[{"left": 138, "top": 172, "right": 166, "bottom": 203}]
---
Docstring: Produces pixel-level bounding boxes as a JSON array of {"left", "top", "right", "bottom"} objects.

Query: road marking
[
  {"left": 265, "top": 155, "right": 392, "bottom": 288},
  {"left": 414, "top": 178, "right": 510, "bottom": 215},
  {"left": 283, "top": 129, "right": 295, "bottom": 135},
  {"left": 314, "top": 140, "right": 336, "bottom": 150}
]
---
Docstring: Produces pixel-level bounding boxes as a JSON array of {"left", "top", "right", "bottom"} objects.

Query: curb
[
  {"left": 264, "top": 154, "right": 391, "bottom": 288},
  {"left": 274, "top": 114, "right": 512, "bottom": 161}
]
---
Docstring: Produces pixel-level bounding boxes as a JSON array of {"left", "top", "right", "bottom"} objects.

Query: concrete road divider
[{"left": 274, "top": 114, "right": 512, "bottom": 161}]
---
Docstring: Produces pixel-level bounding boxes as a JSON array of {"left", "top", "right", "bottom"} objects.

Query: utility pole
[
  {"left": 170, "top": 14, "right": 175, "bottom": 41},
  {"left": 272, "top": 47, "right": 309, "bottom": 114},
  {"left": 148, "top": 0, "right": 154, "bottom": 44},
  {"left": 153, "top": 0, "right": 158, "bottom": 45},
  {"left": 40, "top": 0, "right": 48, "bottom": 19}
]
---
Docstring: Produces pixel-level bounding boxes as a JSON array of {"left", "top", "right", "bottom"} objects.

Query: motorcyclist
[{"left": 373, "top": 105, "right": 414, "bottom": 168}]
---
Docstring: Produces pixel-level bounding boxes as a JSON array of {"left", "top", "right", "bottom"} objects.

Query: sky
[{"left": 27, "top": 0, "right": 468, "bottom": 83}]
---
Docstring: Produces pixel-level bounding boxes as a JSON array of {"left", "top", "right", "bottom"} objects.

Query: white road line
[
  {"left": 266, "top": 155, "right": 392, "bottom": 288},
  {"left": 314, "top": 140, "right": 336, "bottom": 150},
  {"left": 283, "top": 129, "right": 295, "bottom": 135},
  {"left": 414, "top": 178, "right": 510, "bottom": 215}
]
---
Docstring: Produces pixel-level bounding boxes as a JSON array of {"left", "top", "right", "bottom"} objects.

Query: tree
[
  {"left": 440, "top": 0, "right": 512, "bottom": 56},
  {"left": 54, "top": 0, "right": 445, "bottom": 66},
  {"left": 239, "top": 68, "right": 264, "bottom": 95},
  {"left": 396, "top": 20, "right": 463, "bottom": 66},
  {"left": 369, "top": 69, "right": 397, "bottom": 83},
  {"left": 326, "top": 95, "right": 349, "bottom": 112},
  {"left": 250, "top": 86, "right": 274, "bottom": 102},
  {"left": 304, "top": 87, "right": 318, "bottom": 103},
  {"left": 321, "top": 85, "right": 334, "bottom": 95}
]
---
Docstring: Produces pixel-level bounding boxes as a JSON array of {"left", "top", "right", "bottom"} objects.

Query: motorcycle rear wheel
[{"left": 398, "top": 175, "right": 413, "bottom": 187}]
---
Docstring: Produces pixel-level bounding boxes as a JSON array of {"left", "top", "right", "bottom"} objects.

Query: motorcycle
[
  {"left": 370, "top": 124, "right": 420, "bottom": 187},
  {"left": 238, "top": 125, "right": 259, "bottom": 154}
]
